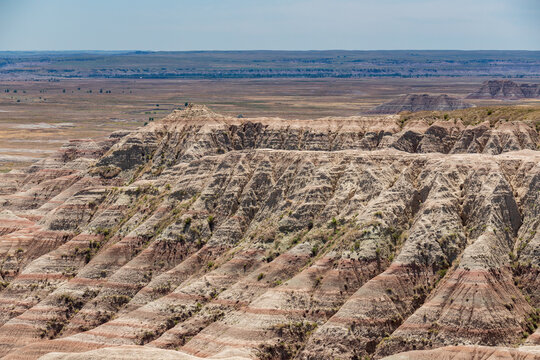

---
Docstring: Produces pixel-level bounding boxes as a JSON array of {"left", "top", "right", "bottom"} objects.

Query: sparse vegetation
[
  {"left": 311, "top": 244, "right": 319, "bottom": 257},
  {"left": 207, "top": 215, "right": 215, "bottom": 231},
  {"left": 257, "top": 321, "right": 318, "bottom": 360},
  {"left": 183, "top": 217, "right": 192, "bottom": 231}
]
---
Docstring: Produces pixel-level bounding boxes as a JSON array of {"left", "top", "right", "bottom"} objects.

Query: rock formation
[
  {"left": 467, "top": 80, "right": 540, "bottom": 100},
  {"left": 367, "top": 94, "right": 474, "bottom": 114},
  {"left": 0, "top": 104, "right": 539, "bottom": 360}
]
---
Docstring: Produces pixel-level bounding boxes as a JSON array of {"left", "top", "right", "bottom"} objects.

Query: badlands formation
[
  {"left": 467, "top": 80, "right": 540, "bottom": 100},
  {"left": 367, "top": 94, "right": 473, "bottom": 114},
  {"left": 0, "top": 105, "right": 539, "bottom": 360}
]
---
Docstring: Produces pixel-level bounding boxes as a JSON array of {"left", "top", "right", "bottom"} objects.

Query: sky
[{"left": 0, "top": 0, "right": 539, "bottom": 51}]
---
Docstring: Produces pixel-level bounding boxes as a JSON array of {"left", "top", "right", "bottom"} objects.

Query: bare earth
[{"left": 0, "top": 105, "right": 538, "bottom": 359}]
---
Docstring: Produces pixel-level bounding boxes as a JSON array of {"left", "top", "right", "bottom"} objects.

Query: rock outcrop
[
  {"left": 366, "top": 94, "right": 474, "bottom": 114},
  {"left": 467, "top": 80, "right": 540, "bottom": 100},
  {"left": 0, "top": 105, "right": 539, "bottom": 360}
]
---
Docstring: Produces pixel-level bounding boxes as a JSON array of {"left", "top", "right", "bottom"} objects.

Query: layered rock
[
  {"left": 0, "top": 105, "right": 538, "bottom": 360},
  {"left": 366, "top": 94, "right": 474, "bottom": 114},
  {"left": 467, "top": 80, "right": 540, "bottom": 100}
]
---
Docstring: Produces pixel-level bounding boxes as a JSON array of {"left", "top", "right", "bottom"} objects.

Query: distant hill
[
  {"left": 366, "top": 94, "right": 474, "bottom": 114},
  {"left": 1, "top": 50, "right": 540, "bottom": 79},
  {"left": 467, "top": 80, "right": 540, "bottom": 99}
]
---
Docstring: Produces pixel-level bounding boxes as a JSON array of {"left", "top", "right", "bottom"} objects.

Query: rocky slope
[
  {"left": 366, "top": 94, "right": 474, "bottom": 114},
  {"left": 0, "top": 104, "right": 539, "bottom": 360},
  {"left": 467, "top": 80, "right": 540, "bottom": 100}
]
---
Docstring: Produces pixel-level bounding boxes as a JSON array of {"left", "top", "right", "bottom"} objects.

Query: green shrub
[{"left": 311, "top": 244, "right": 319, "bottom": 257}]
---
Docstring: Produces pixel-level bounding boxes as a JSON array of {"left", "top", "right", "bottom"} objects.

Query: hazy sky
[{"left": 0, "top": 0, "right": 539, "bottom": 51}]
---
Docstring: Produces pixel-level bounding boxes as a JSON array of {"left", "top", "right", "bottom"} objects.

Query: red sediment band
[
  {"left": 14, "top": 215, "right": 42, "bottom": 222},
  {"left": 99, "top": 281, "right": 144, "bottom": 290},
  {"left": 325, "top": 316, "right": 396, "bottom": 326},
  {"left": 12, "top": 338, "right": 107, "bottom": 357},
  {"left": 167, "top": 292, "right": 207, "bottom": 301},
  {"left": 82, "top": 331, "right": 138, "bottom": 341},
  {"left": 73, "top": 233, "right": 102, "bottom": 238},
  {"left": 68, "top": 278, "right": 106, "bottom": 286},
  {"left": 397, "top": 322, "right": 524, "bottom": 335},
  {"left": 181, "top": 326, "right": 265, "bottom": 355},
  {"left": 242, "top": 306, "right": 326, "bottom": 317},
  {"left": 116, "top": 307, "right": 168, "bottom": 319},
  {"left": 0, "top": 322, "right": 36, "bottom": 332},
  {"left": 211, "top": 299, "right": 249, "bottom": 307},
  {"left": 92, "top": 320, "right": 157, "bottom": 331},
  {"left": 16, "top": 273, "right": 67, "bottom": 280},
  {"left": 0, "top": 298, "right": 36, "bottom": 307}
]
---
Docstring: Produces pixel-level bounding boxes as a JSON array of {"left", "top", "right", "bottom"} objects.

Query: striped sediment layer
[{"left": 0, "top": 105, "right": 538, "bottom": 359}]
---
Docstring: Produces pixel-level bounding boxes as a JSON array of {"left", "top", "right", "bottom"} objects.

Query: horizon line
[{"left": 1, "top": 49, "right": 540, "bottom": 53}]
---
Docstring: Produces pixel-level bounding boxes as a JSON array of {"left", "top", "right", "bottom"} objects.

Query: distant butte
[
  {"left": 366, "top": 94, "right": 474, "bottom": 114},
  {"left": 467, "top": 79, "right": 540, "bottom": 100}
]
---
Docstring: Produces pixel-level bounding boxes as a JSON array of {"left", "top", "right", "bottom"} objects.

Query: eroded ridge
[{"left": 0, "top": 105, "right": 539, "bottom": 360}]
